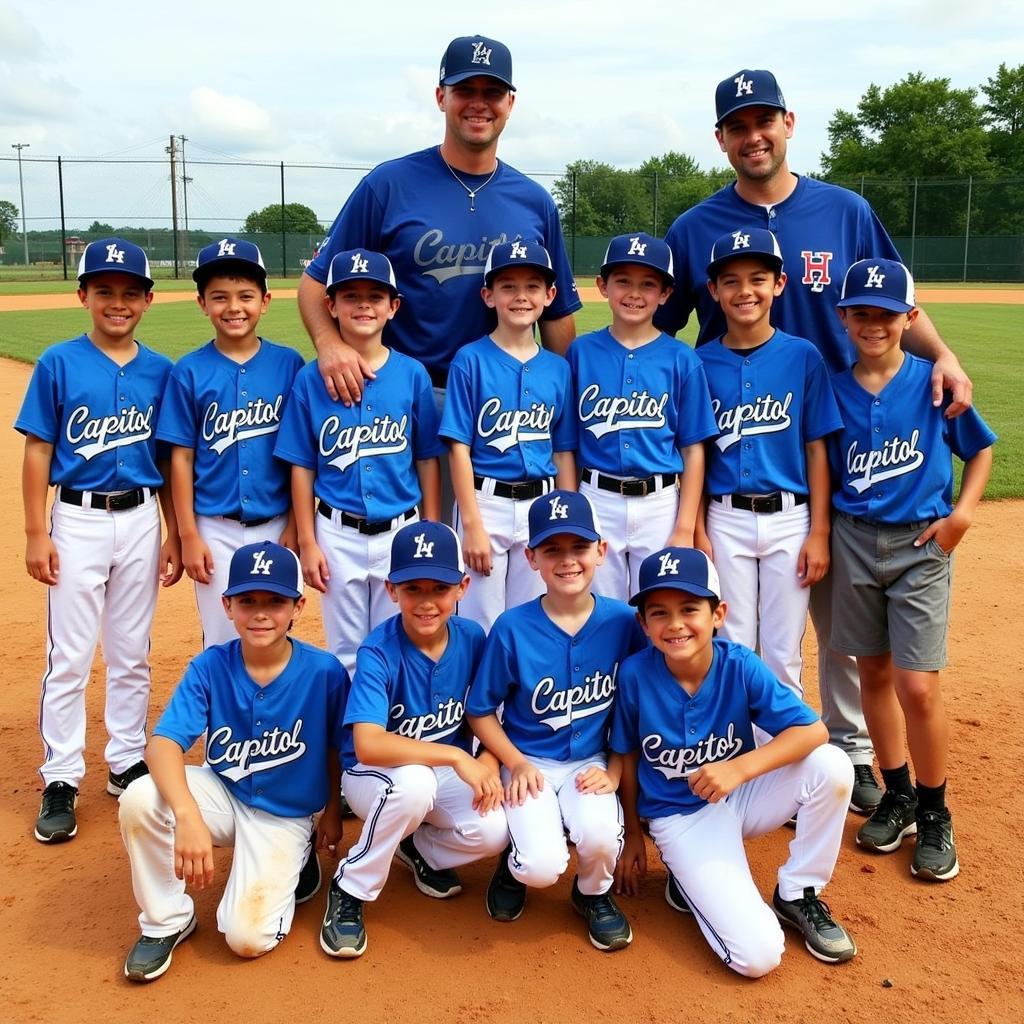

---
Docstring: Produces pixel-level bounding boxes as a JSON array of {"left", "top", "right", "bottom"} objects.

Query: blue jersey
[
  {"left": 830, "top": 354, "right": 996, "bottom": 523},
  {"left": 609, "top": 639, "right": 818, "bottom": 819},
  {"left": 567, "top": 328, "right": 717, "bottom": 475},
  {"left": 154, "top": 638, "right": 347, "bottom": 818},
  {"left": 467, "top": 596, "right": 646, "bottom": 762},
  {"left": 697, "top": 329, "right": 842, "bottom": 496},
  {"left": 15, "top": 334, "right": 171, "bottom": 491},
  {"left": 439, "top": 336, "right": 576, "bottom": 481},
  {"left": 305, "top": 148, "right": 581, "bottom": 378},
  {"left": 156, "top": 339, "right": 304, "bottom": 519},
  {"left": 274, "top": 354, "right": 444, "bottom": 520},
  {"left": 655, "top": 177, "right": 901, "bottom": 374},
  {"left": 340, "top": 613, "right": 485, "bottom": 772}
]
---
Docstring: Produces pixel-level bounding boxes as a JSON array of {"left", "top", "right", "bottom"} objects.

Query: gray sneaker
[
  {"left": 34, "top": 781, "right": 78, "bottom": 843},
  {"left": 107, "top": 760, "right": 150, "bottom": 796},
  {"left": 850, "top": 764, "right": 883, "bottom": 814},
  {"left": 124, "top": 915, "right": 197, "bottom": 982},
  {"left": 772, "top": 886, "right": 856, "bottom": 964},
  {"left": 856, "top": 790, "right": 918, "bottom": 852},
  {"left": 320, "top": 881, "right": 367, "bottom": 958},
  {"left": 571, "top": 876, "right": 632, "bottom": 952},
  {"left": 911, "top": 810, "right": 960, "bottom": 882},
  {"left": 396, "top": 835, "right": 463, "bottom": 898},
  {"left": 664, "top": 873, "right": 692, "bottom": 914}
]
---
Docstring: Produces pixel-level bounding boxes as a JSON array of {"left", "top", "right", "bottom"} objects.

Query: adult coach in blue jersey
[
  {"left": 299, "top": 34, "right": 580, "bottom": 405},
  {"left": 654, "top": 69, "right": 975, "bottom": 814}
]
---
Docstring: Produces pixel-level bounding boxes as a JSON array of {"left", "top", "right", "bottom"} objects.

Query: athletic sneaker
[
  {"left": 295, "top": 836, "right": 322, "bottom": 904},
  {"left": 124, "top": 914, "right": 197, "bottom": 982},
  {"left": 396, "top": 835, "right": 463, "bottom": 898},
  {"left": 664, "top": 873, "right": 692, "bottom": 914},
  {"left": 850, "top": 764, "right": 883, "bottom": 814},
  {"left": 911, "top": 809, "right": 960, "bottom": 882},
  {"left": 320, "top": 881, "right": 366, "bottom": 958},
  {"left": 107, "top": 761, "right": 150, "bottom": 796},
  {"left": 486, "top": 845, "right": 527, "bottom": 922},
  {"left": 570, "top": 876, "right": 632, "bottom": 952},
  {"left": 856, "top": 790, "right": 918, "bottom": 852},
  {"left": 34, "top": 781, "right": 78, "bottom": 843},
  {"left": 772, "top": 886, "right": 857, "bottom": 964}
]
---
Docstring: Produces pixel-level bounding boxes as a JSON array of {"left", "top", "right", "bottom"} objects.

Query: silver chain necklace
[{"left": 439, "top": 148, "right": 497, "bottom": 212}]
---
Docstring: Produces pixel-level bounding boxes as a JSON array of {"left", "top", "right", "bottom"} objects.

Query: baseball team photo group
[{"left": 4, "top": 23, "right": 1022, "bottom": 1024}]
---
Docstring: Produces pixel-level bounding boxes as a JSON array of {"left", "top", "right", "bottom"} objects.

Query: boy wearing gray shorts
[{"left": 828, "top": 259, "right": 995, "bottom": 883}]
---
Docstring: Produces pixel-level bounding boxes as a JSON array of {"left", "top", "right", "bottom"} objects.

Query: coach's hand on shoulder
[
  {"left": 932, "top": 352, "right": 974, "bottom": 418},
  {"left": 174, "top": 809, "right": 215, "bottom": 890},
  {"left": 317, "top": 334, "right": 375, "bottom": 408},
  {"left": 25, "top": 532, "right": 59, "bottom": 586},
  {"left": 613, "top": 830, "right": 647, "bottom": 897}
]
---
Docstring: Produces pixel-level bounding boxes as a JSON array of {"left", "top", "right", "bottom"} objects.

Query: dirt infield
[
  {"left": 1, "top": 352, "right": 1021, "bottom": 1023},
  {"left": 0, "top": 286, "right": 1020, "bottom": 313}
]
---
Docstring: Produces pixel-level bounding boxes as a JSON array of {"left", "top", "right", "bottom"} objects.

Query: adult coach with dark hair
[
  {"left": 299, "top": 35, "right": 580, "bottom": 405},
  {"left": 654, "top": 69, "right": 974, "bottom": 815}
]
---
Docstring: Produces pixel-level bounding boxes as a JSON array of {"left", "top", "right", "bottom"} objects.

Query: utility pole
[
  {"left": 11, "top": 143, "right": 29, "bottom": 265},
  {"left": 167, "top": 134, "right": 179, "bottom": 278},
  {"left": 177, "top": 134, "right": 190, "bottom": 263}
]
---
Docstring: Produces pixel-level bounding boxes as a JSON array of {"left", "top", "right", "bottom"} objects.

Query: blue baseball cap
[
  {"left": 389, "top": 521, "right": 467, "bottom": 585},
  {"left": 629, "top": 548, "right": 722, "bottom": 607},
  {"left": 528, "top": 490, "right": 601, "bottom": 548},
  {"left": 715, "top": 69, "right": 787, "bottom": 127},
  {"left": 439, "top": 35, "right": 515, "bottom": 90},
  {"left": 484, "top": 240, "right": 555, "bottom": 287},
  {"left": 706, "top": 228, "right": 784, "bottom": 279},
  {"left": 837, "top": 258, "right": 916, "bottom": 313},
  {"left": 223, "top": 541, "right": 303, "bottom": 599},
  {"left": 77, "top": 237, "right": 153, "bottom": 290},
  {"left": 326, "top": 249, "right": 399, "bottom": 297},
  {"left": 600, "top": 233, "right": 674, "bottom": 285},
  {"left": 193, "top": 237, "right": 267, "bottom": 285}
]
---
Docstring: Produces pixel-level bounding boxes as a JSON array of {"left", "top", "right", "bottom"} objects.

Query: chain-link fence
[{"left": 1, "top": 150, "right": 1021, "bottom": 282}]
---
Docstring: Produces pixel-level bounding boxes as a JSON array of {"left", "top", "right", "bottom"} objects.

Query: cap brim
[
  {"left": 388, "top": 566, "right": 466, "bottom": 586},
  {"left": 836, "top": 295, "right": 913, "bottom": 313},
  {"left": 78, "top": 269, "right": 154, "bottom": 290},
  {"left": 628, "top": 581, "right": 719, "bottom": 607},
  {"left": 222, "top": 581, "right": 302, "bottom": 599},
  {"left": 326, "top": 275, "right": 399, "bottom": 297},
  {"left": 442, "top": 70, "right": 515, "bottom": 89},
  {"left": 715, "top": 99, "right": 786, "bottom": 127},
  {"left": 706, "top": 253, "right": 783, "bottom": 279},
  {"left": 484, "top": 264, "right": 556, "bottom": 288},
  {"left": 193, "top": 258, "right": 267, "bottom": 283},
  {"left": 528, "top": 525, "right": 601, "bottom": 549},
  {"left": 600, "top": 260, "right": 674, "bottom": 285}
]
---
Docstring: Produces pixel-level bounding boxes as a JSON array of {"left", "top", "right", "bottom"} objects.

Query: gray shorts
[{"left": 830, "top": 512, "right": 953, "bottom": 671}]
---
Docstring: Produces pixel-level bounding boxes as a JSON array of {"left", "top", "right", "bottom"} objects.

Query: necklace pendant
[{"left": 469, "top": 192, "right": 476, "bottom": 212}]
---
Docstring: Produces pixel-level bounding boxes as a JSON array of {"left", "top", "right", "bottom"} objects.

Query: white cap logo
[
  {"left": 413, "top": 533, "right": 435, "bottom": 558},
  {"left": 627, "top": 237, "right": 647, "bottom": 256},
  {"left": 471, "top": 42, "right": 492, "bottom": 65},
  {"left": 350, "top": 252, "right": 369, "bottom": 274},
  {"left": 734, "top": 73, "right": 754, "bottom": 97},
  {"left": 548, "top": 496, "right": 569, "bottom": 521},
  {"left": 251, "top": 550, "right": 274, "bottom": 576},
  {"left": 510, "top": 241, "right": 528, "bottom": 259},
  {"left": 865, "top": 266, "right": 886, "bottom": 288},
  {"left": 104, "top": 243, "right": 125, "bottom": 264},
  {"left": 216, "top": 239, "right": 236, "bottom": 257},
  {"left": 731, "top": 231, "right": 751, "bottom": 250},
  {"left": 657, "top": 552, "right": 680, "bottom": 577}
]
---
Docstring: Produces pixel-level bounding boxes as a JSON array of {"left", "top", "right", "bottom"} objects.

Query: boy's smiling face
[
  {"left": 386, "top": 577, "right": 468, "bottom": 647},
  {"left": 481, "top": 267, "right": 555, "bottom": 329},
  {"left": 638, "top": 588, "right": 726, "bottom": 673},
  {"left": 78, "top": 273, "right": 153, "bottom": 346},
  {"left": 597, "top": 264, "right": 672, "bottom": 329},
  {"left": 327, "top": 279, "right": 399, "bottom": 342},
  {"left": 707, "top": 257, "right": 785, "bottom": 329},
  {"left": 222, "top": 590, "right": 304, "bottom": 648},
  {"left": 838, "top": 304, "right": 919, "bottom": 362},
  {"left": 199, "top": 275, "right": 270, "bottom": 344},
  {"left": 526, "top": 533, "right": 607, "bottom": 598}
]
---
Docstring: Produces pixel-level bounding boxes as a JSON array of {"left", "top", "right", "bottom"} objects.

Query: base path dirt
[{"left": 0, "top": 355, "right": 1020, "bottom": 1022}]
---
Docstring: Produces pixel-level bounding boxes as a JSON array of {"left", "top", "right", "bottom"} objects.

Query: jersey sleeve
[
  {"left": 326, "top": 660, "right": 350, "bottom": 752},
  {"left": 743, "top": 650, "right": 819, "bottom": 735},
  {"left": 304, "top": 178, "right": 386, "bottom": 285},
  {"left": 608, "top": 656, "right": 641, "bottom": 754},
  {"left": 411, "top": 363, "right": 446, "bottom": 460},
  {"left": 542, "top": 199, "right": 582, "bottom": 321},
  {"left": 272, "top": 370, "right": 317, "bottom": 468},
  {"left": 343, "top": 645, "right": 394, "bottom": 728},
  {"left": 14, "top": 358, "right": 60, "bottom": 442},
  {"left": 153, "top": 657, "right": 213, "bottom": 752},
  {"left": 943, "top": 402, "right": 998, "bottom": 462},
  {"left": 675, "top": 358, "right": 718, "bottom": 448},
  {"left": 465, "top": 625, "right": 516, "bottom": 716},
  {"left": 549, "top": 357, "right": 577, "bottom": 454},
  {"left": 155, "top": 366, "right": 199, "bottom": 447},
  {"left": 438, "top": 353, "right": 476, "bottom": 446},
  {"left": 653, "top": 220, "right": 698, "bottom": 337},
  {"left": 802, "top": 348, "right": 844, "bottom": 442}
]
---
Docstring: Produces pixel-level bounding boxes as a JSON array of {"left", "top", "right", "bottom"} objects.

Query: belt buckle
[
  {"left": 509, "top": 482, "right": 529, "bottom": 501},
  {"left": 625, "top": 478, "right": 649, "bottom": 497},
  {"left": 750, "top": 495, "right": 775, "bottom": 514},
  {"left": 105, "top": 490, "right": 136, "bottom": 512}
]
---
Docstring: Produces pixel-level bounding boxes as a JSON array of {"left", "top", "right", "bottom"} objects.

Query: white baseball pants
[
  {"left": 118, "top": 768, "right": 314, "bottom": 956},
  {"left": 193, "top": 513, "right": 288, "bottom": 648},
  {"left": 336, "top": 763, "right": 509, "bottom": 902},
  {"left": 454, "top": 486, "right": 546, "bottom": 633},
  {"left": 502, "top": 755, "right": 624, "bottom": 896},
  {"left": 649, "top": 743, "right": 853, "bottom": 978},
  {"left": 39, "top": 494, "right": 160, "bottom": 787}
]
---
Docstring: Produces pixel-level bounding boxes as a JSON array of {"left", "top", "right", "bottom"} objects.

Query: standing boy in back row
[{"left": 17, "top": 238, "right": 181, "bottom": 844}]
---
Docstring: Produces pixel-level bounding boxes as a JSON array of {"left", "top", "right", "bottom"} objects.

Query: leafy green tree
[
  {"left": 243, "top": 202, "right": 323, "bottom": 234},
  {"left": 87, "top": 220, "right": 115, "bottom": 234},
  {"left": 981, "top": 62, "right": 1024, "bottom": 175},
  {"left": 0, "top": 199, "right": 18, "bottom": 244}
]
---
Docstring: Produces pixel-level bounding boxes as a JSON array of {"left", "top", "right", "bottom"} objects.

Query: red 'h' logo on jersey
[{"left": 800, "top": 250, "right": 834, "bottom": 293}]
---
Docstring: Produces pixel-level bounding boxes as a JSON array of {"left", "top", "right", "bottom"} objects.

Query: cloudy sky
[{"left": 1, "top": 0, "right": 1020, "bottom": 233}]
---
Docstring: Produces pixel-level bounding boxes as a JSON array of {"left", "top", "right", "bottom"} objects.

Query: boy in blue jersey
[
  {"left": 320, "top": 521, "right": 507, "bottom": 960},
  {"left": 118, "top": 542, "right": 347, "bottom": 982},
  {"left": 440, "top": 241, "right": 577, "bottom": 631},
  {"left": 17, "top": 238, "right": 181, "bottom": 845},
  {"left": 568, "top": 233, "right": 717, "bottom": 601},
  {"left": 467, "top": 490, "right": 644, "bottom": 951},
  {"left": 275, "top": 250, "right": 443, "bottom": 675},
  {"left": 830, "top": 259, "right": 996, "bottom": 881},
  {"left": 697, "top": 228, "right": 841, "bottom": 697},
  {"left": 611, "top": 548, "right": 856, "bottom": 977},
  {"left": 157, "top": 239, "right": 303, "bottom": 647}
]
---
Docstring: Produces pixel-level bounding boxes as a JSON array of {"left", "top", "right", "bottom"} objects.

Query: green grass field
[{"left": 1, "top": 297, "right": 1019, "bottom": 497}]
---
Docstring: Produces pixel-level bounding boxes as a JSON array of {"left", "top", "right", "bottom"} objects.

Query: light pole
[{"left": 11, "top": 143, "right": 29, "bottom": 265}]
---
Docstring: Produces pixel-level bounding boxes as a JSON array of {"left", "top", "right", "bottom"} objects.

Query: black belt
[
  {"left": 474, "top": 474, "right": 552, "bottom": 501},
  {"left": 583, "top": 469, "right": 676, "bottom": 497},
  {"left": 317, "top": 500, "right": 416, "bottom": 535},
  {"left": 222, "top": 512, "right": 278, "bottom": 528},
  {"left": 59, "top": 487, "right": 153, "bottom": 512},
  {"left": 713, "top": 492, "right": 807, "bottom": 514},
  {"left": 427, "top": 365, "right": 448, "bottom": 389}
]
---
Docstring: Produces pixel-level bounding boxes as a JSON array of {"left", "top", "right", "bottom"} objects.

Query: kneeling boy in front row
[
  {"left": 120, "top": 541, "right": 347, "bottom": 981},
  {"left": 612, "top": 548, "right": 856, "bottom": 977}
]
